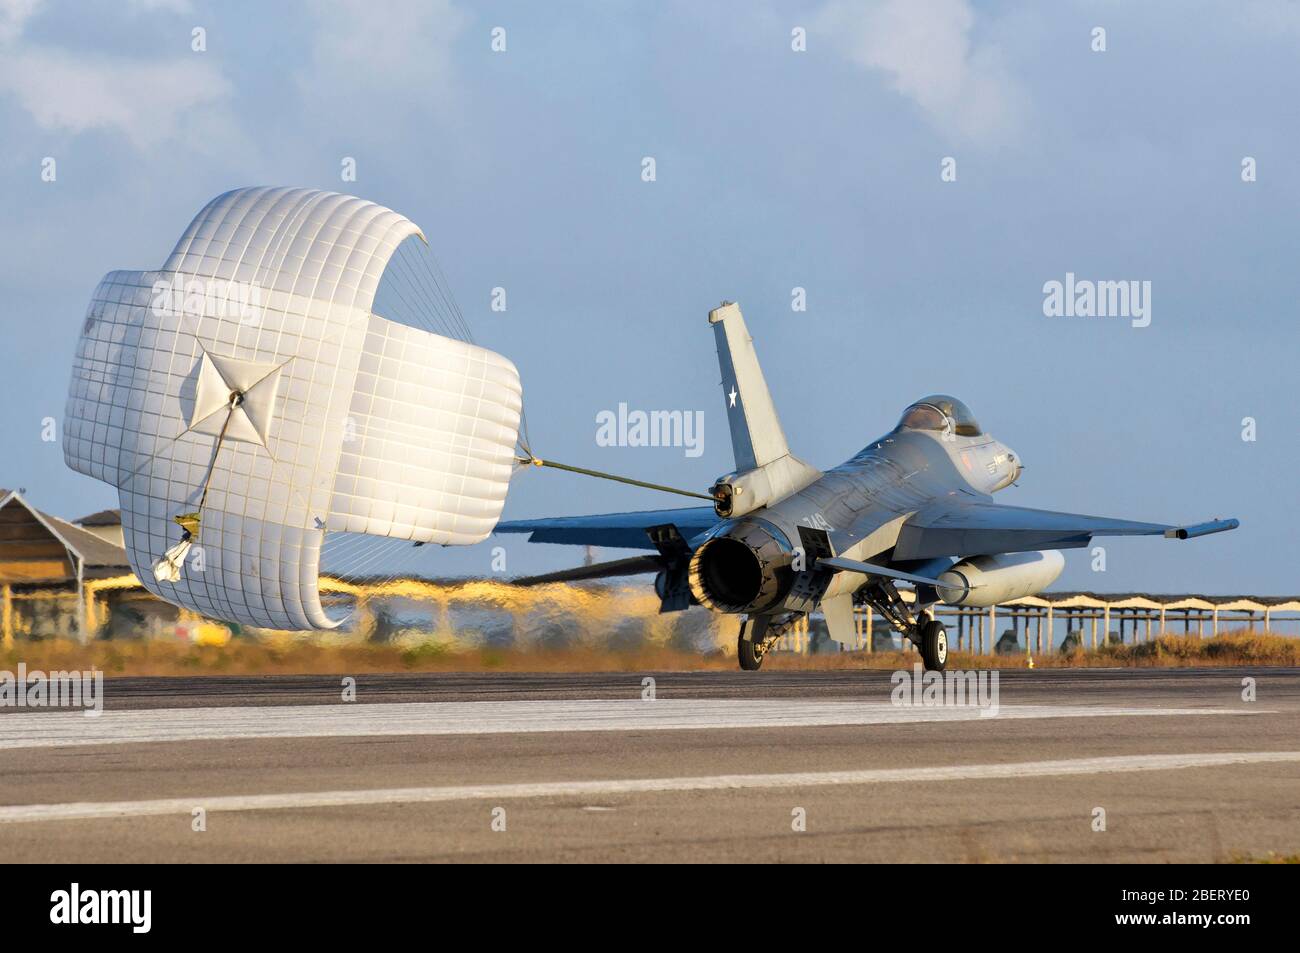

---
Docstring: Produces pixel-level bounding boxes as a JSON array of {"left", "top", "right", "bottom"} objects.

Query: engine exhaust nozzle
[{"left": 687, "top": 520, "right": 793, "bottom": 614}]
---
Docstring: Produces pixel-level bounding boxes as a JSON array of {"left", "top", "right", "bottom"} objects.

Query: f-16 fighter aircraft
[{"left": 497, "top": 302, "right": 1238, "bottom": 672}]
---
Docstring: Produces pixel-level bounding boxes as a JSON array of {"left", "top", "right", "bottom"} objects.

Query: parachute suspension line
[
  {"left": 323, "top": 238, "right": 483, "bottom": 587},
  {"left": 384, "top": 242, "right": 463, "bottom": 343},
  {"left": 415, "top": 238, "right": 474, "bottom": 343},
  {"left": 399, "top": 238, "right": 524, "bottom": 461},
  {"left": 384, "top": 236, "right": 474, "bottom": 345},
  {"left": 326, "top": 531, "right": 417, "bottom": 589},
  {"left": 514, "top": 424, "right": 534, "bottom": 466},
  {"left": 410, "top": 240, "right": 471, "bottom": 341},
  {"left": 331, "top": 535, "right": 400, "bottom": 584},
  {"left": 518, "top": 455, "right": 715, "bottom": 502},
  {"left": 152, "top": 391, "right": 244, "bottom": 582}
]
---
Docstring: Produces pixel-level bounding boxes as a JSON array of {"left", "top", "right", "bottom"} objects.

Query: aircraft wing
[
  {"left": 495, "top": 506, "right": 719, "bottom": 550},
  {"left": 892, "top": 500, "right": 1238, "bottom": 561}
]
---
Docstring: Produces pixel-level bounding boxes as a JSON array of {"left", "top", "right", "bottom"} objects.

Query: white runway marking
[
  {"left": 0, "top": 698, "right": 1256, "bottom": 751},
  {"left": 0, "top": 751, "right": 1295, "bottom": 824}
]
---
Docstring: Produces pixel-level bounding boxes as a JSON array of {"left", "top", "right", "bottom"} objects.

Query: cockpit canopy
[{"left": 896, "top": 394, "right": 982, "bottom": 437}]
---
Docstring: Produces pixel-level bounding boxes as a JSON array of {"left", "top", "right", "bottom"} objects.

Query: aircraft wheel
[
  {"left": 737, "top": 628, "right": 765, "bottom": 671},
  {"left": 920, "top": 619, "right": 948, "bottom": 672}
]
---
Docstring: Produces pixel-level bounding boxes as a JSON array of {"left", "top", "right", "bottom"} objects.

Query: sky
[{"left": 1, "top": 0, "right": 1297, "bottom": 594}]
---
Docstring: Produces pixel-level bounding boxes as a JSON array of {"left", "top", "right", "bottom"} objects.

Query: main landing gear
[
  {"left": 737, "top": 613, "right": 801, "bottom": 671},
  {"left": 859, "top": 580, "right": 948, "bottom": 672},
  {"left": 737, "top": 582, "right": 949, "bottom": 673},
  {"left": 918, "top": 618, "right": 949, "bottom": 671}
]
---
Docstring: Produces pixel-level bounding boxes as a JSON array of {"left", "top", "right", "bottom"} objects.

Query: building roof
[
  {"left": 1032, "top": 591, "right": 1299, "bottom": 607},
  {"left": 74, "top": 508, "right": 122, "bottom": 527},
  {"left": 0, "top": 489, "right": 130, "bottom": 576}
]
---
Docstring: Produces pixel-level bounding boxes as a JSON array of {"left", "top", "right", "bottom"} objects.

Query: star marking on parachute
[{"left": 728, "top": 386, "right": 737, "bottom": 408}]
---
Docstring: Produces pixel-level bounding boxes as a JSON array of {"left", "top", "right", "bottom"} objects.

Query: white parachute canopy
[{"left": 63, "top": 187, "right": 522, "bottom": 630}]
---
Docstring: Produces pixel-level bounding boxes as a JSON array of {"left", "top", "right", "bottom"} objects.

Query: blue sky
[{"left": 1, "top": 0, "right": 1296, "bottom": 593}]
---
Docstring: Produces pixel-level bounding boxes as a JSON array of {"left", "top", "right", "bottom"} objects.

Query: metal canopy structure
[{"left": 867, "top": 588, "right": 1300, "bottom": 656}]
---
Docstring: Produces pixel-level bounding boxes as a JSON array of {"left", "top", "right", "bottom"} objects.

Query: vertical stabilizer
[{"left": 709, "top": 302, "right": 790, "bottom": 471}]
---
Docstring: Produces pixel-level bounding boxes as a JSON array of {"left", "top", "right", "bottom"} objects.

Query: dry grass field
[{"left": 1, "top": 630, "right": 1295, "bottom": 677}]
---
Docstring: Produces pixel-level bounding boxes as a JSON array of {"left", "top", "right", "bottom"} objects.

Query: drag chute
[{"left": 64, "top": 187, "right": 521, "bottom": 630}]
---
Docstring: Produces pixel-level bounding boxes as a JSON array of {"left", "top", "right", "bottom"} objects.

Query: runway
[{"left": 2, "top": 668, "right": 1298, "bottom": 862}]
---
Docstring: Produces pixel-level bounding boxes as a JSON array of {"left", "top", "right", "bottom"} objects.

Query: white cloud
[
  {"left": 0, "top": 49, "right": 230, "bottom": 147},
  {"left": 817, "top": 0, "right": 1025, "bottom": 145},
  {"left": 296, "top": 0, "right": 468, "bottom": 118},
  {"left": 0, "top": 0, "right": 40, "bottom": 44},
  {"left": 1239, "top": 0, "right": 1300, "bottom": 40},
  {"left": 0, "top": 0, "right": 233, "bottom": 148},
  {"left": 125, "top": 0, "right": 193, "bottom": 10}
]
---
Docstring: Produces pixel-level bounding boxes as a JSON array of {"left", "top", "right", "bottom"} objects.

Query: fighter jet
[{"left": 497, "top": 302, "right": 1238, "bottom": 671}]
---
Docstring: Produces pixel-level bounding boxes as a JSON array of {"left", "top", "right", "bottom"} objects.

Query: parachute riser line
[
  {"left": 153, "top": 391, "right": 243, "bottom": 583},
  {"left": 519, "top": 456, "right": 715, "bottom": 502},
  {"left": 190, "top": 390, "right": 243, "bottom": 525}
]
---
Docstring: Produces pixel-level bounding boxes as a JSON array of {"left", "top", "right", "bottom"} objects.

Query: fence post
[{"left": 1, "top": 583, "right": 12, "bottom": 648}]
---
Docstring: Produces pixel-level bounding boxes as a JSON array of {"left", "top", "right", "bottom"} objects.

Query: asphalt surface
[
  {"left": 1, "top": 668, "right": 1297, "bottom": 862},
  {"left": 17, "top": 666, "right": 1300, "bottom": 708}
]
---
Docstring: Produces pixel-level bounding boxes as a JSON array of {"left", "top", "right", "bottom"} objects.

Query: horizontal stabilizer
[
  {"left": 495, "top": 506, "right": 717, "bottom": 550},
  {"left": 511, "top": 555, "right": 663, "bottom": 586}
]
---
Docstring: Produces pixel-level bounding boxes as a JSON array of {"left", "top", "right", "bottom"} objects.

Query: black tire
[
  {"left": 920, "top": 619, "right": 948, "bottom": 672},
  {"left": 738, "top": 631, "right": 765, "bottom": 671}
]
